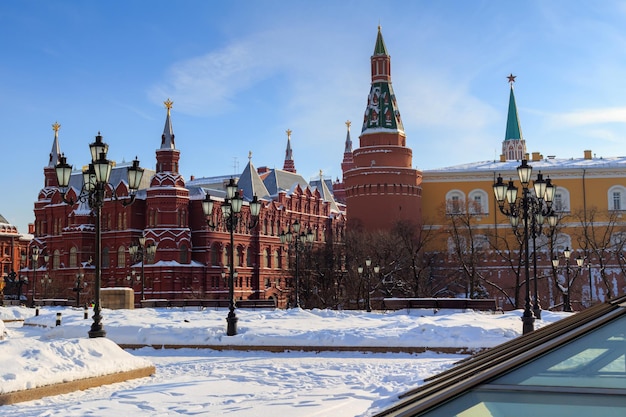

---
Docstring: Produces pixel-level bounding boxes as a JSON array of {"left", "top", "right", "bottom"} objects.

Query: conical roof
[
  {"left": 161, "top": 98, "right": 176, "bottom": 149},
  {"left": 361, "top": 27, "right": 404, "bottom": 135},
  {"left": 504, "top": 76, "right": 523, "bottom": 141},
  {"left": 48, "top": 122, "right": 62, "bottom": 168}
]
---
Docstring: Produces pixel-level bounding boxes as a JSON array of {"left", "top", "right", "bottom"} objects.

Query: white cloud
[{"left": 549, "top": 107, "right": 626, "bottom": 127}]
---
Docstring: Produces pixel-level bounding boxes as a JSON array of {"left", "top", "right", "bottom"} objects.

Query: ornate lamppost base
[
  {"left": 226, "top": 313, "right": 238, "bottom": 336},
  {"left": 89, "top": 313, "right": 106, "bottom": 338},
  {"left": 88, "top": 327, "right": 107, "bottom": 338},
  {"left": 522, "top": 315, "right": 535, "bottom": 335}
]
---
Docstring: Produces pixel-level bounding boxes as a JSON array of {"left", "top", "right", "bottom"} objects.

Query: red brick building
[{"left": 25, "top": 103, "right": 346, "bottom": 307}]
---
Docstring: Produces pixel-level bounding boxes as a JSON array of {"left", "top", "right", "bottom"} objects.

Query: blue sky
[{"left": 2, "top": 0, "right": 626, "bottom": 234}]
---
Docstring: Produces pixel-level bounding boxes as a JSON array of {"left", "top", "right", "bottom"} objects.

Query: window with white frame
[
  {"left": 468, "top": 189, "right": 489, "bottom": 215},
  {"left": 445, "top": 190, "right": 465, "bottom": 214},
  {"left": 553, "top": 187, "right": 570, "bottom": 213},
  {"left": 608, "top": 186, "right": 626, "bottom": 211}
]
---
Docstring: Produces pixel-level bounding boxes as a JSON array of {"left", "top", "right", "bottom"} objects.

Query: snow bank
[{"left": 0, "top": 336, "right": 153, "bottom": 394}]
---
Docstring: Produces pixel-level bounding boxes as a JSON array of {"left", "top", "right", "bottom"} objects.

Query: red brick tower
[
  {"left": 343, "top": 27, "right": 422, "bottom": 230},
  {"left": 145, "top": 99, "right": 191, "bottom": 263}
]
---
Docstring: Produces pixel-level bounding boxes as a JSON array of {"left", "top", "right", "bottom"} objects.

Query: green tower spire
[{"left": 504, "top": 74, "right": 522, "bottom": 141}]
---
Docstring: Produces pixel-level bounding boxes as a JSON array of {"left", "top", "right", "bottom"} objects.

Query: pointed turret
[
  {"left": 283, "top": 129, "right": 296, "bottom": 173},
  {"left": 48, "top": 122, "right": 61, "bottom": 168},
  {"left": 147, "top": 98, "right": 189, "bottom": 262},
  {"left": 161, "top": 98, "right": 175, "bottom": 149},
  {"left": 361, "top": 25, "right": 404, "bottom": 135},
  {"left": 341, "top": 120, "right": 355, "bottom": 175},
  {"left": 154, "top": 99, "right": 182, "bottom": 176},
  {"left": 501, "top": 74, "right": 527, "bottom": 161},
  {"left": 43, "top": 122, "right": 64, "bottom": 188}
]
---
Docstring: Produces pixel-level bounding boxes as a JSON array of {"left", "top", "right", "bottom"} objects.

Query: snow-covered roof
[{"left": 426, "top": 156, "right": 626, "bottom": 175}]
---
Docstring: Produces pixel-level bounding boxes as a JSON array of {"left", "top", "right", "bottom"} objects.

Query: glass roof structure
[{"left": 373, "top": 296, "right": 626, "bottom": 417}]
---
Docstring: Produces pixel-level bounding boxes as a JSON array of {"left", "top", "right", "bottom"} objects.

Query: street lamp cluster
[
  {"left": 358, "top": 258, "right": 380, "bottom": 312},
  {"left": 279, "top": 219, "right": 314, "bottom": 308},
  {"left": 55, "top": 132, "right": 144, "bottom": 338},
  {"left": 552, "top": 247, "right": 584, "bottom": 312},
  {"left": 202, "top": 178, "right": 261, "bottom": 336},
  {"left": 129, "top": 237, "right": 157, "bottom": 301},
  {"left": 493, "top": 159, "right": 557, "bottom": 334}
]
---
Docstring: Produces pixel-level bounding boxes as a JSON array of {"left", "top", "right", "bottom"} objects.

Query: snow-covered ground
[{"left": 1, "top": 306, "right": 570, "bottom": 416}]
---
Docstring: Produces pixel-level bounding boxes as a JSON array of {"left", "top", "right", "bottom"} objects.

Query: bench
[
  {"left": 383, "top": 298, "right": 498, "bottom": 312},
  {"left": 37, "top": 299, "right": 72, "bottom": 307}
]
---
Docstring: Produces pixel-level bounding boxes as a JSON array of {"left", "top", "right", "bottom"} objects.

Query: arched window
[
  {"left": 553, "top": 187, "right": 570, "bottom": 213},
  {"left": 246, "top": 247, "right": 253, "bottom": 267},
  {"left": 235, "top": 246, "right": 242, "bottom": 267},
  {"left": 223, "top": 245, "right": 229, "bottom": 266},
  {"left": 117, "top": 246, "right": 125, "bottom": 267},
  {"left": 53, "top": 249, "right": 61, "bottom": 270},
  {"left": 211, "top": 244, "right": 220, "bottom": 266},
  {"left": 468, "top": 189, "right": 489, "bottom": 215},
  {"left": 608, "top": 185, "right": 626, "bottom": 211},
  {"left": 69, "top": 247, "right": 78, "bottom": 268},
  {"left": 445, "top": 190, "right": 465, "bottom": 214},
  {"left": 273, "top": 249, "right": 280, "bottom": 269}
]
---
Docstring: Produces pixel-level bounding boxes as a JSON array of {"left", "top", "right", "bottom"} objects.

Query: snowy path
[{"left": 2, "top": 343, "right": 463, "bottom": 416}]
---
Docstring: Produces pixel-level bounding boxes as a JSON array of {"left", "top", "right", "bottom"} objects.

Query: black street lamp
[
  {"left": 55, "top": 132, "right": 144, "bottom": 338},
  {"left": 126, "top": 270, "right": 141, "bottom": 288},
  {"left": 202, "top": 178, "right": 261, "bottom": 336},
  {"left": 358, "top": 258, "right": 380, "bottom": 312},
  {"left": 493, "top": 160, "right": 556, "bottom": 334},
  {"left": 279, "top": 219, "right": 314, "bottom": 308},
  {"left": 41, "top": 274, "right": 52, "bottom": 299},
  {"left": 129, "top": 236, "right": 157, "bottom": 301},
  {"left": 30, "top": 246, "right": 40, "bottom": 307},
  {"left": 74, "top": 272, "right": 85, "bottom": 307},
  {"left": 552, "top": 247, "right": 584, "bottom": 312}
]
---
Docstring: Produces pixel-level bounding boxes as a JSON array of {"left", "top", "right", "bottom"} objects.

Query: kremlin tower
[
  {"left": 500, "top": 74, "right": 526, "bottom": 161},
  {"left": 343, "top": 27, "right": 422, "bottom": 230}
]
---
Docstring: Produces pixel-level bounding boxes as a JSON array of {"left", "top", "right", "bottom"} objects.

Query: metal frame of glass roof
[{"left": 373, "top": 295, "right": 626, "bottom": 416}]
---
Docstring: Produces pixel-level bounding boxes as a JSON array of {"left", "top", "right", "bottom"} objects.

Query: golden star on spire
[{"left": 507, "top": 73, "right": 516, "bottom": 84}]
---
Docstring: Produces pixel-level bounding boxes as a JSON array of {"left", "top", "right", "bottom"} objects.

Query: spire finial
[
  {"left": 286, "top": 129, "right": 292, "bottom": 140},
  {"left": 52, "top": 121, "right": 61, "bottom": 134},
  {"left": 164, "top": 98, "right": 173, "bottom": 116},
  {"left": 345, "top": 120, "right": 351, "bottom": 129},
  {"left": 507, "top": 73, "right": 516, "bottom": 85},
  {"left": 248, "top": 151, "right": 252, "bottom": 162},
  {"left": 319, "top": 169, "right": 323, "bottom": 179}
]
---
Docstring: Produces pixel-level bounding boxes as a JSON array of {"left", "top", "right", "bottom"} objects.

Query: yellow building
[{"left": 421, "top": 76, "right": 626, "bottom": 311}]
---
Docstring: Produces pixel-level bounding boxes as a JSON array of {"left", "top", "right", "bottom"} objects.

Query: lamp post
[
  {"left": 41, "top": 274, "right": 52, "bottom": 299},
  {"left": 129, "top": 237, "right": 157, "bottom": 301},
  {"left": 202, "top": 178, "right": 261, "bottom": 336},
  {"left": 30, "top": 246, "right": 40, "bottom": 307},
  {"left": 279, "top": 219, "right": 314, "bottom": 308},
  {"left": 551, "top": 247, "right": 583, "bottom": 312},
  {"left": 55, "top": 132, "right": 144, "bottom": 338},
  {"left": 74, "top": 273, "right": 85, "bottom": 307},
  {"left": 126, "top": 270, "right": 141, "bottom": 287},
  {"left": 493, "top": 160, "right": 556, "bottom": 334},
  {"left": 357, "top": 258, "right": 380, "bottom": 312}
]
